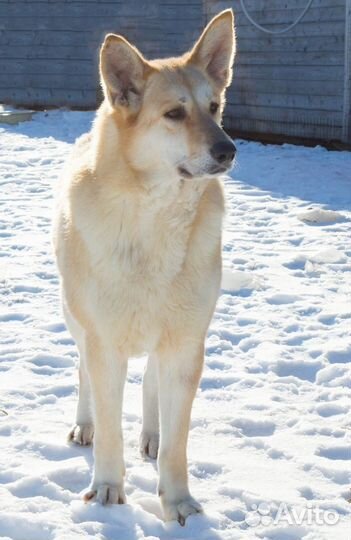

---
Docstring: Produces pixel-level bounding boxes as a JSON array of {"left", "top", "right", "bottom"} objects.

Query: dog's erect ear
[
  {"left": 100, "top": 34, "right": 150, "bottom": 110},
  {"left": 189, "top": 10, "right": 235, "bottom": 89}
]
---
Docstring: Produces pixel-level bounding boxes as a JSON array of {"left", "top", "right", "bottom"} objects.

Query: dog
[{"left": 53, "top": 9, "right": 235, "bottom": 525}]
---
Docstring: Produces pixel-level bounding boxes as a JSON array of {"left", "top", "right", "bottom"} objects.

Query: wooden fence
[{"left": 0, "top": 0, "right": 350, "bottom": 142}]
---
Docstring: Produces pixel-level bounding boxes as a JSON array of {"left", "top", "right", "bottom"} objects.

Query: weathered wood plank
[
  {"left": 206, "top": 0, "right": 345, "bottom": 14},
  {"left": 0, "top": 59, "right": 94, "bottom": 76},
  {"left": 234, "top": 21, "right": 346, "bottom": 39},
  {"left": 0, "top": 30, "right": 93, "bottom": 46},
  {"left": 236, "top": 35, "right": 345, "bottom": 53},
  {"left": 0, "top": 0, "right": 202, "bottom": 19},
  {"left": 2, "top": 10, "right": 343, "bottom": 31},
  {"left": 1, "top": 17, "right": 157, "bottom": 32},
  {"left": 0, "top": 29, "right": 192, "bottom": 52},
  {"left": 0, "top": 73, "right": 95, "bottom": 89},
  {"left": 232, "top": 78, "right": 343, "bottom": 97},
  {"left": 233, "top": 6, "right": 346, "bottom": 26},
  {"left": 226, "top": 103, "right": 343, "bottom": 125},
  {"left": 1, "top": 3, "right": 118, "bottom": 17},
  {"left": 0, "top": 42, "right": 178, "bottom": 61},
  {"left": 1, "top": 14, "right": 203, "bottom": 33},
  {"left": 224, "top": 116, "right": 342, "bottom": 140},
  {"left": 1, "top": 87, "right": 97, "bottom": 107},
  {"left": 1, "top": 45, "right": 95, "bottom": 60},
  {"left": 1, "top": 2, "right": 203, "bottom": 19},
  {"left": 229, "top": 92, "right": 343, "bottom": 112},
  {"left": 240, "top": 0, "right": 345, "bottom": 9},
  {"left": 5, "top": 41, "right": 342, "bottom": 62},
  {"left": 342, "top": 0, "right": 351, "bottom": 141},
  {"left": 17, "top": 0, "right": 199, "bottom": 3},
  {"left": 236, "top": 51, "right": 344, "bottom": 66},
  {"left": 233, "top": 64, "right": 344, "bottom": 81}
]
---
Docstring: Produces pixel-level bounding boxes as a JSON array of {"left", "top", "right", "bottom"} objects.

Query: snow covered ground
[{"left": 0, "top": 111, "right": 350, "bottom": 540}]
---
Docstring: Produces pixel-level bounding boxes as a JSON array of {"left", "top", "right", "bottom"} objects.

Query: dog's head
[{"left": 99, "top": 10, "right": 236, "bottom": 180}]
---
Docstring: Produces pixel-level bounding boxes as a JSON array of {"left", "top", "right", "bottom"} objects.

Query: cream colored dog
[{"left": 53, "top": 9, "right": 235, "bottom": 525}]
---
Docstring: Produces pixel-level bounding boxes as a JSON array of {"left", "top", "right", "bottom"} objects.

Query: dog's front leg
[
  {"left": 83, "top": 336, "right": 127, "bottom": 505},
  {"left": 157, "top": 342, "right": 204, "bottom": 525}
]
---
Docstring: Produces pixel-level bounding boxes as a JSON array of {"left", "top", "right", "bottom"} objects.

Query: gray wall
[
  {"left": 206, "top": 0, "right": 348, "bottom": 142},
  {"left": 0, "top": 0, "right": 204, "bottom": 109},
  {"left": 1, "top": 0, "right": 350, "bottom": 142}
]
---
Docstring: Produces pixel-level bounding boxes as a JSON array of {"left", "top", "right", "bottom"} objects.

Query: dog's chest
[
  {"left": 80, "top": 185, "right": 203, "bottom": 347},
  {"left": 94, "top": 199, "right": 194, "bottom": 281}
]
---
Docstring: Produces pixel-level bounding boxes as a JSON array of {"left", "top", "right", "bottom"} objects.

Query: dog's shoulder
[
  {"left": 202, "top": 178, "right": 225, "bottom": 212},
  {"left": 184, "top": 178, "right": 224, "bottom": 272},
  {"left": 193, "top": 178, "right": 225, "bottom": 235},
  {"left": 69, "top": 132, "right": 93, "bottom": 176},
  {"left": 62, "top": 131, "right": 97, "bottom": 204}
]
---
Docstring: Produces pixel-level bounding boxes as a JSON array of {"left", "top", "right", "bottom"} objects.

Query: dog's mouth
[
  {"left": 178, "top": 166, "right": 193, "bottom": 179},
  {"left": 208, "top": 165, "right": 228, "bottom": 175},
  {"left": 178, "top": 164, "right": 228, "bottom": 179}
]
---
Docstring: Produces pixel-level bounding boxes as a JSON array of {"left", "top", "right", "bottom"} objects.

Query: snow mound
[
  {"left": 221, "top": 269, "right": 261, "bottom": 293},
  {"left": 297, "top": 208, "right": 346, "bottom": 224},
  {"left": 309, "top": 248, "right": 346, "bottom": 264}
]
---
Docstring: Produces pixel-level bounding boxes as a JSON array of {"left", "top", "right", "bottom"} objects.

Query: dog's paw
[
  {"left": 162, "top": 496, "right": 202, "bottom": 526},
  {"left": 83, "top": 483, "right": 126, "bottom": 505},
  {"left": 68, "top": 424, "right": 94, "bottom": 446},
  {"left": 140, "top": 431, "right": 159, "bottom": 459}
]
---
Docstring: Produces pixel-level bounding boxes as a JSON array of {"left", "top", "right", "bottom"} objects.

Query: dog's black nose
[{"left": 210, "top": 141, "right": 236, "bottom": 165}]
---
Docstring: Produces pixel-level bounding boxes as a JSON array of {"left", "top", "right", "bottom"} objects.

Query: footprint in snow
[
  {"left": 41, "top": 322, "right": 67, "bottom": 333},
  {"left": 316, "top": 445, "right": 350, "bottom": 461},
  {"left": 312, "top": 464, "right": 351, "bottom": 485},
  {"left": 12, "top": 284, "right": 43, "bottom": 294},
  {"left": 30, "top": 354, "right": 75, "bottom": 369},
  {"left": 266, "top": 294, "right": 300, "bottom": 305},
  {"left": 326, "top": 347, "right": 351, "bottom": 364},
  {"left": 273, "top": 358, "right": 322, "bottom": 382},
  {"left": 239, "top": 438, "right": 291, "bottom": 461},
  {"left": 190, "top": 462, "right": 223, "bottom": 479},
  {"left": 48, "top": 466, "right": 91, "bottom": 493},
  {"left": 315, "top": 403, "right": 348, "bottom": 418},
  {"left": 0, "top": 313, "right": 29, "bottom": 322},
  {"left": 231, "top": 418, "right": 276, "bottom": 437},
  {"left": 15, "top": 439, "right": 89, "bottom": 462}
]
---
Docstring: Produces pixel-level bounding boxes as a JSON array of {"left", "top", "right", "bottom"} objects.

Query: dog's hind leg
[
  {"left": 157, "top": 341, "right": 204, "bottom": 525},
  {"left": 140, "top": 355, "right": 159, "bottom": 459},
  {"left": 68, "top": 357, "right": 94, "bottom": 446},
  {"left": 63, "top": 303, "right": 94, "bottom": 446}
]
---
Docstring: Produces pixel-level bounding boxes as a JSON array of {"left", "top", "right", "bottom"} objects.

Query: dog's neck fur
[{"left": 65, "top": 103, "right": 214, "bottom": 294}]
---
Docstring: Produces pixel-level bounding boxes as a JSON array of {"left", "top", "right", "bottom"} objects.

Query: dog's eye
[
  {"left": 210, "top": 102, "right": 219, "bottom": 114},
  {"left": 164, "top": 107, "right": 186, "bottom": 121}
]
